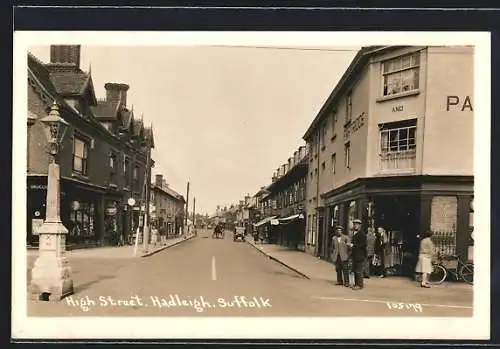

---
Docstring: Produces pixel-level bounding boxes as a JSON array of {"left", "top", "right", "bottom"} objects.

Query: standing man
[
  {"left": 350, "top": 218, "right": 367, "bottom": 290},
  {"left": 331, "top": 225, "right": 351, "bottom": 287},
  {"left": 364, "top": 227, "right": 376, "bottom": 278}
]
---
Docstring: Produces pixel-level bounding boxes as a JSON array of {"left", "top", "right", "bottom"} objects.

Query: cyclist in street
[{"left": 415, "top": 231, "right": 436, "bottom": 288}]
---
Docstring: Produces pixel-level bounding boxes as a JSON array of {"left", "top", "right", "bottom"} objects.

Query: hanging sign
[{"left": 127, "top": 197, "right": 136, "bottom": 206}]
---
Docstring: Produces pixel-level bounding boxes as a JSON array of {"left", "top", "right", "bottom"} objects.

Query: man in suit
[
  {"left": 331, "top": 225, "right": 351, "bottom": 287},
  {"left": 350, "top": 218, "right": 367, "bottom": 290}
]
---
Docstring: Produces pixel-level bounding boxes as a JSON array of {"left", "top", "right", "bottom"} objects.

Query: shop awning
[
  {"left": 279, "top": 213, "right": 305, "bottom": 224},
  {"left": 253, "top": 216, "right": 277, "bottom": 228}
]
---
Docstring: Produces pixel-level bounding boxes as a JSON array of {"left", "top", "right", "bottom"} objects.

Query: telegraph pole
[
  {"left": 184, "top": 181, "right": 190, "bottom": 236},
  {"left": 193, "top": 197, "right": 196, "bottom": 227}
]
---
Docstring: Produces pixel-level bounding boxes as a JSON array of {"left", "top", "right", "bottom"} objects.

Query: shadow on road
[{"left": 73, "top": 275, "right": 116, "bottom": 293}]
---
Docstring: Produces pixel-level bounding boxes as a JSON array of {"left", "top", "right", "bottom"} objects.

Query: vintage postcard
[{"left": 12, "top": 31, "right": 490, "bottom": 340}]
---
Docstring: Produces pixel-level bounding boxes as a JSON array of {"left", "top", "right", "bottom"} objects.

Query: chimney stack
[
  {"left": 155, "top": 174, "right": 163, "bottom": 187},
  {"left": 104, "top": 83, "right": 130, "bottom": 108},
  {"left": 50, "top": 45, "right": 81, "bottom": 68}
]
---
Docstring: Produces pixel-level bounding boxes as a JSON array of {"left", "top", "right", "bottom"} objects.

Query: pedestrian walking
[
  {"left": 415, "top": 231, "right": 436, "bottom": 288},
  {"left": 331, "top": 225, "right": 351, "bottom": 287},
  {"left": 350, "top": 218, "right": 367, "bottom": 290},
  {"left": 364, "top": 227, "right": 376, "bottom": 278}
]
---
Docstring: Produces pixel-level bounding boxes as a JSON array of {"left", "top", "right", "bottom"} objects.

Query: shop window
[
  {"left": 72, "top": 136, "right": 89, "bottom": 176},
  {"left": 382, "top": 52, "right": 420, "bottom": 96},
  {"left": 345, "top": 90, "right": 352, "bottom": 124},
  {"left": 344, "top": 142, "right": 351, "bottom": 169},
  {"left": 68, "top": 201, "right": 96, "bottom": 238}
]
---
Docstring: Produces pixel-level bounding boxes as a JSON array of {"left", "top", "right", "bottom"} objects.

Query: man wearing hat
[
  {"left": 350, "top": 218, "right": 367, "bottom": 290},
  {"left": 330, "top": 225, "right": 351, "bottom": 287}
]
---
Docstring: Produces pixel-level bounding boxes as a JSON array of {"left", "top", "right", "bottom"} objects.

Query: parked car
[{"left": 233, "top": 226, "right": 245, "bottom": 242}]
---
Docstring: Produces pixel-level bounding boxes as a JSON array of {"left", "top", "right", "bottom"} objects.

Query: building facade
[
  {"left": 27, "top": 45, "right": 155, "bottom": 248},
  {"left": 303, "top": 46, "right": 474, "bottom": 275},
  {"left": 254, "top": 146, "right": 308, "bottom": 249},
  {"left": 150, "top": 174, "right": 186, "bottom": 237}
]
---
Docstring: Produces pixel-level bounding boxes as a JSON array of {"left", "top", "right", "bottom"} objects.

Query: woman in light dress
[{"left": 415, "top": 231, "right": 436, "bottom": 288}]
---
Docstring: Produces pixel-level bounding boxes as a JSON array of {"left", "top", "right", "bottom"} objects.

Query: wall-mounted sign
[
  {"left": 446, "top": 95, "right": 473, "bottom": 111},
  {"left": 30, "top": 184, "right": 47, "bottom": 190},
  {"left": 392, "top": 105, "right": 404, "bottom": 112},
  {"left": 344, "top": 112, "right": 367, "bottom": 140}
]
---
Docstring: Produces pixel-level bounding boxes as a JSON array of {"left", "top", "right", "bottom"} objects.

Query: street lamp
[{"left": 29, "top": 101, "right": 73, "bottom": 301}]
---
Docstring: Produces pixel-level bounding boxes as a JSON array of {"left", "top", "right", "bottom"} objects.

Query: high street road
[{"left": 27, "top": 229, "right": 473, "bottom": 317}]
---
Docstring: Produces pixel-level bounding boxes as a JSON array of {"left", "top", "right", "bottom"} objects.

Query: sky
[{"left": 28, "top": 45, "right": 358, "bottom": 215}]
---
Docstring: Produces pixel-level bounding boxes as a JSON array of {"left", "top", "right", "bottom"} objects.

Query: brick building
[
  {"left": 303, "top": 46, "right": 474, "bottom": 275},
  {"left": 27, "top": 45, "right": 155, "bottom": 248},
  {"left": 150, "top": 174, "right": 186, "bottom": 237}
]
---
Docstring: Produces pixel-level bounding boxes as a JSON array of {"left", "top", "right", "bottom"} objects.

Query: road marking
[
  {"left": 211, "top": 256, "right": 217, "bottom": 281},
  {"left": 312, "top": 296, "right": 473, "bottom": 309}
]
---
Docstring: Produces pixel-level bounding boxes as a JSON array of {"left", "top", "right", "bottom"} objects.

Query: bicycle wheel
[
  {"left": 459, "top": 262, "right": 474, "bottom": 285},
  {"left": 428, "top": 265, "right": 447, "bottom": 285}
]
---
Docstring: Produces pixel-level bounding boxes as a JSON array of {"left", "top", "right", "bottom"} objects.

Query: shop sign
[
  {"left": 446, "top": 95, "right": 473, "bottom": 112},
  {"left": 344, "top": 112, "right": 367, "bottom": 140},
  {"left": 392, "top": 105, "right": 403, "bottom": 112},
  {"left": 133, "top": 206, "right": 140, "bottom": 211},
  {"left": 30, "top": 184, "right": 47, "bottom": 190},
  {"left": 32, "top": 219, "right": 44, "bottom": 235}
]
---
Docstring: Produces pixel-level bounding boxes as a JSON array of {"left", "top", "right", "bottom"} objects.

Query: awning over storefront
[
  {"left": 278, "top": 213, "right": 304, "bottom": 224},
  {"left": 253, "top": 216, "right": 277, "bottom": 227}
]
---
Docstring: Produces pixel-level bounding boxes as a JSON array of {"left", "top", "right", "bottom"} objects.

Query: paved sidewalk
[
  {"left": 246, "top": 238, "right": 473, "bottom": 292},
  {"left": 27, "top": 234, "right": 196, "bottom": 259}
]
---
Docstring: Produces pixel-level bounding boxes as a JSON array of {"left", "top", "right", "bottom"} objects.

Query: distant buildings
[{"left": 150, "top": 174, "right": 186, "bottom": 236}]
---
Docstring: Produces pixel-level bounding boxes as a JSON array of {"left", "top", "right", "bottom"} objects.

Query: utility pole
[
  {"left": 142, "top": 140, "right": 152, "bottom": 254},
  {"left": 192, "top": 197, "right": 196, "bottom": 227},
  {"left": 185, "top": 181, "right": 190, "bottom": 236}
]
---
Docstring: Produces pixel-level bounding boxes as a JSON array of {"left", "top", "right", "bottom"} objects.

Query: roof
[
  {"left": 152, "top": 183, "right": 185, "bottom": 203},
  {"left": 92, "top": 100, "right": 118, "bottom": 120},
  {"left": 45, "top": 63, "right": 98, "bottom": 105},
  {"left": 303, "top": 46, "right": 397, "bottom": 140}
]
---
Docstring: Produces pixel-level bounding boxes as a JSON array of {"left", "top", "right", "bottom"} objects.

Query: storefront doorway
[{"left": 373, "top": 195, "right": 420, "bottom": 276}]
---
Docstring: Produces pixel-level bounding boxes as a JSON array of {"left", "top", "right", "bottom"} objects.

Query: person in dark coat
[
  {"left": 331, "top": 225, "right": 351, "bottom": 287},
  {"left": 350, "top": 218, "right": 367, "bottom": 290}
]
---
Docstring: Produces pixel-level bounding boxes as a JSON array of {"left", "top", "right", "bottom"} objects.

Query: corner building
[{"left": 303, "top": 46, "right": 474, "bottom": 276}]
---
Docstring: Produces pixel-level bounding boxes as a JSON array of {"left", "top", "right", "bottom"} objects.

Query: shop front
[
  {"left": 321, "top": 175, "right": 473, "bottom": 276},
  {"left": 27, "top": 175, "right": 106, "bottom": 248},
  {"left": 277, "top": 212, "right": 306, "bottom": 250}
]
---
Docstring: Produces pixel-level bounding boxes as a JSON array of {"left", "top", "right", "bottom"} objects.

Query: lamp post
[{"left": 29, "top": 101, "right": 73, "bottom": 301}]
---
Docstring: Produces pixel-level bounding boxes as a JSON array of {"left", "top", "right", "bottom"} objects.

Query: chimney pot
[
  {"left": 155, "top": 174, "right": 163, "bottom": 187},
  {"left": 104, "top": 83, "right": 130, "bottom": 108},
  {"left": 50, "top": 45, "right": 81, "bottom": 68}
]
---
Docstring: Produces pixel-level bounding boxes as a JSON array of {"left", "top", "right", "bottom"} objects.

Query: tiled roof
[
  {"left": 49, "top": 71, "right": 90, "bottom": 96},
  {"left": 92, "top": 100, "right": 118, "bottom": 120}
]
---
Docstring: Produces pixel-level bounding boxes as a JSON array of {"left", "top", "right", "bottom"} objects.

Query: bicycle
[{"left": 422, "top": 250, "right": 474, "bottom": 285}]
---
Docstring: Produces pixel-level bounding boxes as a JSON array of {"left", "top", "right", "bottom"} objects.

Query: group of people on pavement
[{"left": 331, "top": 218, "right": 437, "bottom": 290}]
